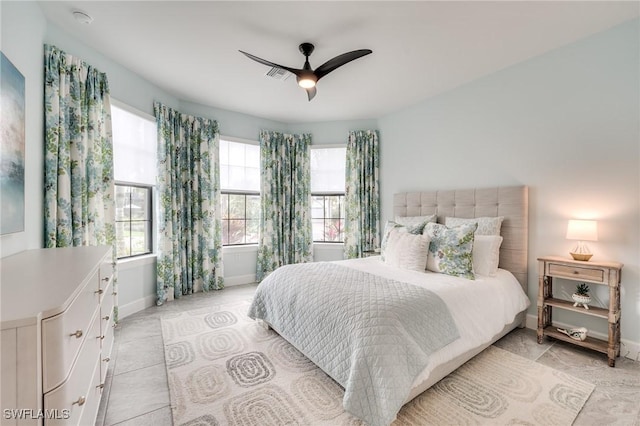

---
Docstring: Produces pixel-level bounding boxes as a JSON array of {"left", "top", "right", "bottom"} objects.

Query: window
[
  {"left": 219, "top": 139, "right": 260, "bottom": 245},
  {"left": 310, "top": 147, "right": 346, "bottom": 242},
  {"left": 115, "top": 184, "right": 152, "bottom": 257},
  {"left": 112, "top": 103, "right": 156, "bottom": 258}
]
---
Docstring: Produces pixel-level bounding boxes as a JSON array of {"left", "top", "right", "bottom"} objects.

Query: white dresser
[{"left": 1, "top": 246, "right": 116, "bottom": 426}]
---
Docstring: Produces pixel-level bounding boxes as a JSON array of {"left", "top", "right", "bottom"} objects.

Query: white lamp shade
[{"left": 566, "top": 220, "right": 598, "bottom": 241}]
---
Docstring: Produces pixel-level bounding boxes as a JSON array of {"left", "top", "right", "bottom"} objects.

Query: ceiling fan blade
[
  {"left": 306, "top": 86, "right": 317, "bottom": 101},
  {"left": 238, "top": 50, "right": 301, "bottom": 76},
  {"left": 314, "top": 49, "right": 372, "bottom": 80}
]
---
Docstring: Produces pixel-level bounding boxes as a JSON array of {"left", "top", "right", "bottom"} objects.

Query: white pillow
[
  {"left": 384, "top": 228, "right": 430, "bottom": 272},
  {"left": 381, "top": 221, "right": 406, "bottom": 261},
  {"left": 472, "top": 235, "right": 503, "bottom": 277},
  {"left": 445, "top": 216, "right": 504, "bottom": 236}
]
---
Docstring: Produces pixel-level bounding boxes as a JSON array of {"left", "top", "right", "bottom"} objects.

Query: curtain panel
[
  {"left": 44, "top": 44, "right": 115, "bottom": 248},
  {"left": 43, "top": 44, "right": 119, "bottom": 319},
  {"left": 256, "top": 130, "right": 313, "bottom": 281},
  {"left": 154, "top": 102, "right": 224, "bottom": 304},
  {"left": 344, "top": 130, "right": 380, "bottom": 259}
]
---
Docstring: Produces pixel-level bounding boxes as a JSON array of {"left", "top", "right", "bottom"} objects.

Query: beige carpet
[{"left": 161, "top": 301, "right": 594, "bottom": 426}]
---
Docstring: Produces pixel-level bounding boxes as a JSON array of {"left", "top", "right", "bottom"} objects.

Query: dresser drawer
[
  {"left": 547, "top": 262, "right": 604, "bottom": 283},
  {"left": 44, "top": 311, "right": 101, "bottom": 425},
  {"left": 78, "top": 358, "right": 103, "bottom": 426},
  {"left": 42, "top": 270, "right": 101, "bottom": 392}
]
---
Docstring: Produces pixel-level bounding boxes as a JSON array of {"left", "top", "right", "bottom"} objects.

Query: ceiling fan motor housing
[{"left": 299, "top": 43, "right": 315, "bottom": 57}]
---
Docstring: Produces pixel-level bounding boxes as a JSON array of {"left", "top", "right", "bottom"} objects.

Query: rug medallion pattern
[{"left": 162, "top": 301, "right": 594, "bottom": 425}]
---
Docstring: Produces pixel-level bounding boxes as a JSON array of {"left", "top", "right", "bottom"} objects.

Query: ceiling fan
[{"left": 239, "top": 43, "right": 372, "bottom": 101}]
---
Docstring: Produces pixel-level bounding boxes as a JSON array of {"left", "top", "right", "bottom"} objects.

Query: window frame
[
  {"left": 310, "top": 144, "right": 347, "bottom": 244},
  {"left": 110, "top": 99, "right": 158, "bottom": 261},
  {"left": 219, "top": 136, "right": 261, "bottom": 247},
  {"left": 114, "top": 182, "right": 154, "bottom": 259},
  {"left": 310, "top": 192, "right": 346, "bottom": 243},
  {"left": 220, "top": 190, "right": 260, "bottom": 246}
]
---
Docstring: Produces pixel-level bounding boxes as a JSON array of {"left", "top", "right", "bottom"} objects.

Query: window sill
[
  {"left": 117, "top": 253, "right": 157, "bottom": 271},
  {"left": 223, "top": 244, "right": 259, "bottom": 254},
  {"left": 313, "top": 243, "right": 344, "bottom": 251}
]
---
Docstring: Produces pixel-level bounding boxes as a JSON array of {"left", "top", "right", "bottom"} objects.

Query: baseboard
[
  {"left": 224, "top": 274, "right": 257, "bottom": 287},
  {"left": 525, "top": 313, "right": 640, "bottom": 362},
  {"left": 119, "top": 295, "right": 156, "bottom": 319}
]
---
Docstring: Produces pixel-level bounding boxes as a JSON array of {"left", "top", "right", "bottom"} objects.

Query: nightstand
[
  {"left": 537, "top": 256, "right": 623, "bottom": 367},
  {"left": 362, "top": 249, "right": 381, "bottom": 258}
]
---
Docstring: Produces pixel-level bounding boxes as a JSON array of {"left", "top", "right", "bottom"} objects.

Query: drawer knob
[
  {"left": 72, "top": 396, "right": 86, "bottom": 406},
  {"left": 96, "top": 383, "right": 104, "bottom": 389},
  {"left": 573, "top": 270, "right": 579, "bottom": 274},
  {"left": 103, "top": 315, "right": 110, "bottom": 321},
  {"left": 102, "top": 277, "right": 110, "bottom": 282},
  {"left": 69, "top": 330, "right": 83, "bottom": 339},
  {"left": 97, "top": 335, "right": 105, "bottom": 340},
  {"left": 95, "top": 289, "right": 104, "bottom": 295},
  {"left": 103, "top": 357, "right": 110, "bottom": 363},
  {"left": 112, "top": 292, "right": 118, "bottom": 296}
]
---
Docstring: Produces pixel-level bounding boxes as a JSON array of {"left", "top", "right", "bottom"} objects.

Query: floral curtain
[
  {"left": 256, "top": 130, "right": 313, "bottom": 281},
  {"left": 344, "top": 130, "right": 380, "bottom": 259},
  {"left": 155, "top": 102, "right": 223, "bottom": 304},
  {"left": 43, "top": 44, "right": 119, "bottom": 319}
]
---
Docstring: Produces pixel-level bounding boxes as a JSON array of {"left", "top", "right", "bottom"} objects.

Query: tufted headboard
[{"left": 393, "top": 186, "right": 528, "bottom": 292}]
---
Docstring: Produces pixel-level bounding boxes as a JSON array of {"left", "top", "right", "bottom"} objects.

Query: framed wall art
[{"left": 0, "top": 51, "right": 25, "bottom": 235}]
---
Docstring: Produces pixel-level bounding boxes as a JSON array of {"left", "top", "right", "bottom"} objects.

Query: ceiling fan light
[{"left": 297, "top": 77, "right": 316, "bottom": 89}]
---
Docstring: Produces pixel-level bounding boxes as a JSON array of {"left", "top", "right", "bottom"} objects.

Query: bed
[{"left": 248, "top": 186, "right": 530, "bottom": 426}]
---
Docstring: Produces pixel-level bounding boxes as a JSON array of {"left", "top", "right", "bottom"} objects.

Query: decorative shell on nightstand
[{"left": 557, "top": 327, "right": 588, "bottom": 341}]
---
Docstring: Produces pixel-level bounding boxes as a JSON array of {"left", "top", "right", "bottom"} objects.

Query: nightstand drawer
[{"left": 548, "top": 263, "right": 604, "bottom": 282}]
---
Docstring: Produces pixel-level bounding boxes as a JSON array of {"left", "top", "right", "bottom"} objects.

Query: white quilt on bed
[
  {"left": 249, "top": 257, "right": 530, "bottom": 425},
  {"left": 248, "top": 262, "right": 460, "bottom": 426},
  {"left": 340, "top": 256, "right": 531, "bottom": 394}
]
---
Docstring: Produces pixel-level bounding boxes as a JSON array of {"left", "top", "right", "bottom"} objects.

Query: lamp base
[{"left": 570, "top": 252, "right": 593, "bottom": 261}]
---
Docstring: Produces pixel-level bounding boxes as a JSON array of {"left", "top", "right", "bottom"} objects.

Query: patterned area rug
[{"left": 161, "top": 301, "right": 594, "bottom": 426}]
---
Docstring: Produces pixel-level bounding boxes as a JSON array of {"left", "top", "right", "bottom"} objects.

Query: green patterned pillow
[
  {"left": 424, "top": 222, "right": 477, "bottom": 279},
  {"left": 444, "top": 216, "right": 504, "bottom": 236}
]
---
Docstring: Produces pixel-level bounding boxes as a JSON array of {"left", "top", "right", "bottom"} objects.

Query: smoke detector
[{"left": 72, "top": 10, "right": 93, "bottom": 25}]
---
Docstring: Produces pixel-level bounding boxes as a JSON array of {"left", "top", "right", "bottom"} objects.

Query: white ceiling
[{"left": 37, "top": 1, "right": 639, "bottom": 123}]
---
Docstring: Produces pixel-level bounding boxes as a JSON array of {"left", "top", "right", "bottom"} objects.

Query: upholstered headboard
[{"left": 393, "top": 186, "right": 528, "bottom": 292}]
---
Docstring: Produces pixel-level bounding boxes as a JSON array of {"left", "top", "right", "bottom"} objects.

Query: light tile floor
[{"left": 96, "top": 284, "right": 640, "bottom": 425}]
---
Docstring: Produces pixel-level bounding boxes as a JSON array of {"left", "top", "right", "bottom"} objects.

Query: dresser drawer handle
[
  {"left": 69, "top": 330, "right": 83, "bottom": 339},
  {"left": 102, "top": 277, "right": 110, "bottom": 282},
  {"left": 97, "top": 335, "right": 105, "bottom": 340},
  {"left": 573, "top": 270, "right": 579, "bottom": 274},
  {"left": 95, "top": 289, "right": 104, "bottom": 295},
  {"left": 103, "top": 357, "right": 110, "bottom": 362},
  {"left": 72, "top": 396, "right": 86, "bottom": 406},
  {"left": 103, "top": 315, "right": 110, "bottom": 321},
  {"left": 112, "top": 292, "right": 118, "bottom": 296},
  {"left": 96, "top": 383, "right": 104, "bottom": 389}
]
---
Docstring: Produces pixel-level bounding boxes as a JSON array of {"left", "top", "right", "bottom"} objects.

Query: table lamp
[{"left": 566, "top": 219, "right": 598, "bottom": 261}]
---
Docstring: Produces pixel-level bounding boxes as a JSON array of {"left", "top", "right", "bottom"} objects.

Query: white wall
[{"left": 378, "top": 19, "right": 640, "bottom": 350}]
